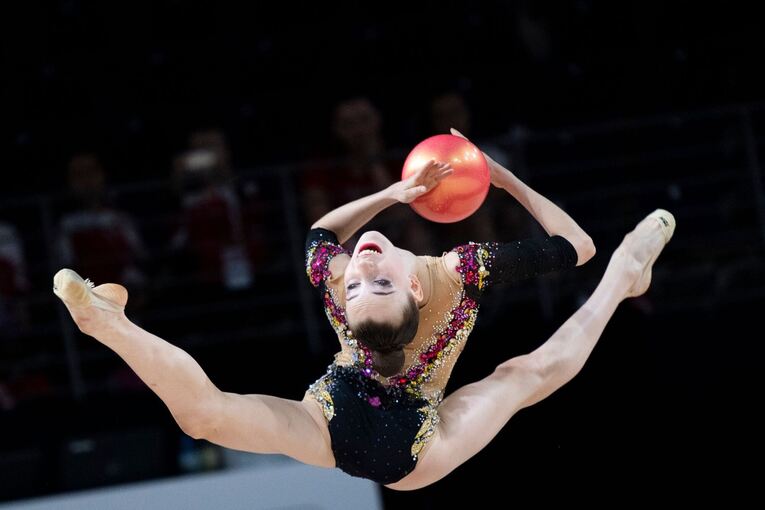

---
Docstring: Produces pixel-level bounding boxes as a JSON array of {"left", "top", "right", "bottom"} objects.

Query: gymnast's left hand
[
  {"left": 389, "top": 160, "right": 453, "bottom": 203},
  {"left": 450, "top": 128, "right": 508, "bottom": 188}
]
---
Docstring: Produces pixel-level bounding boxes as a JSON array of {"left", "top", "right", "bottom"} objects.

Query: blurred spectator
[
  {"left": 429, "top": 91, "right": 517, "bottom": 244},
  {"left": 189, "top": 128, "right": 234, "bottom": 180},
  {"left": 301, "top": 97, "right": 395, "bottom": 223},
  {"left": 0, "top": 222, "right": 30, "bottom": 335},
  {"left": 169, "top": 129, "right": 265, "bottom": 291},
  {"left": 301, "top": 97, "right": 437, "bottom": 252},
  {"left": 430, "top": 91, "right": 512, "bottom": 172},
  {"left": 57, "top": 153, "right": 148, "bottom": 289}
]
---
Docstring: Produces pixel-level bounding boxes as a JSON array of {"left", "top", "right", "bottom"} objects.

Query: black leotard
[{"left": 305, "top": 228, "right": 577, "bottom": 484}]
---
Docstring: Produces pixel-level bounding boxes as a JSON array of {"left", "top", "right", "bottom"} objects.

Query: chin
[{"left": 358, "top": 231, "right": 391, "bottom": 247}]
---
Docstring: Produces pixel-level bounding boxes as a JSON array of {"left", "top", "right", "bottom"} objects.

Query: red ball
[{"left": 401, "top": 134, "right": 490, "bottom": 223}]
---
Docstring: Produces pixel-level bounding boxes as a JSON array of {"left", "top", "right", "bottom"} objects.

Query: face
[
  {"left": 431, "top": 93, "right": 470, "bottom": 135},
  {"left": 68, "top": 154, "right": 105, "bottom": 199},
  {"left": 189, "top": 129, "right": 231, "bottom": 174},
  {"left": 333, "top": 98, "right": 382, "bottom": 151},
  {"left": 343, "top": 231, "right": 420, "bottom": 326}
]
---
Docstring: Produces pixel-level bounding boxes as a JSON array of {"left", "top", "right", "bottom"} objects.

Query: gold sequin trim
[
  {"left": 476, "top": 246, "right": 490, "bottom": 290},
  {"left": 307, "top": 374, "right": 335, "bottom": 422},
  {"left": 411, "top": 405, "right": 440, "bottom": 458}
]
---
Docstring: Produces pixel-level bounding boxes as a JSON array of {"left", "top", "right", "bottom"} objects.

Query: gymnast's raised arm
[
  {"left": 451, "top": 128, "right": 595, "bottom": 266},
  {"left": 310, "top": 160, "right": 453, "bottom": 243}
]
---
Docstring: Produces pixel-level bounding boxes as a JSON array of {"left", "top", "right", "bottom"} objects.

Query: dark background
[{"left": 1, "top": 1, "right": 763, "bottom": 506}]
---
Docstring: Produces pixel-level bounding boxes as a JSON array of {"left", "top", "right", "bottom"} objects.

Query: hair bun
[{"left": 371, "top": 348, "right": 405, "bottom": 377}]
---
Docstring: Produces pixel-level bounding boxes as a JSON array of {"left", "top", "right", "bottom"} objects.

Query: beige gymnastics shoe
[
  {"left": 625, "top": 209, "right": 676, "bottom": 298},
  {"left": 53, "top": 268, "right": 127, "bottom": 312}
]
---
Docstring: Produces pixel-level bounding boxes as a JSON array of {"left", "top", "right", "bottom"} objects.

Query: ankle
[
  {"left": 602, "top": 261, "right": 634, "bottom": 301},
  {"left": 92, "top": 313, "right": 133, "bottom": 344}
]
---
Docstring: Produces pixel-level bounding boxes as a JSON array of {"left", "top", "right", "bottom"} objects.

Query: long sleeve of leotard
[{"left": 452, "top": 236, "right": 578, "bottom": 298}]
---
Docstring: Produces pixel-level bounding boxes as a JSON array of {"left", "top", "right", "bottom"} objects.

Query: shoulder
[
  {"left": 421, "top": 251, "right": 462, "bottom": 286},
  {"left": 443, "top": 251, "right": 461, "bottom": 277},
  {"left": 444, "top": 243, "right": 497, "bottom": 290},
  {"left": 328, "top": 253, "right": 350, "bottom": 281}
]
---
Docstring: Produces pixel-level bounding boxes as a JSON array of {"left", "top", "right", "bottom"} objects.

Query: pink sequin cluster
[
  {"left": 321, "top": 290, "right": 349, "bottom": 336},
  {"left": 387, "top": 295, "right": 478, "bottom": 394},
  {"left": 454, "top": 242, "right": 495, "bottom": 290},
  {"left": 306, "top": 241, "right": 347, "bottom": 287}
]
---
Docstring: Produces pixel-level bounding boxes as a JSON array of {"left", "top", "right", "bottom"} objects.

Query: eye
[
  {"left": 374, "top": 279, "right": 392, "bottom": 287},
  {"left": 347, "top": 282, "right": 359, "bottom": 291}
]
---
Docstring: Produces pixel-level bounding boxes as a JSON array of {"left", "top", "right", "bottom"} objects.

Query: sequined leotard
[{"left": 304, "top": 228, "right": 577, "bottom": 484}]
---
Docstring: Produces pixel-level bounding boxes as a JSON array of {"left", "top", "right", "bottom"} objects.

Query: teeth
[{"left": 359, "top": 249, "right": 379, "bottom": 255}]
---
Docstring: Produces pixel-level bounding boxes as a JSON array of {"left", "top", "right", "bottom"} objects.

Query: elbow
[
  {"left": 309, "top": 221, "right": 335, "bottom": 234},
  {"left": 575, "top": 235, "right": 596, "bottom": 266}
]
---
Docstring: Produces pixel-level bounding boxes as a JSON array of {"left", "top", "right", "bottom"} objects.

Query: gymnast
[{"left": 53, "top": 134, "right": 673, "bottom": 490}]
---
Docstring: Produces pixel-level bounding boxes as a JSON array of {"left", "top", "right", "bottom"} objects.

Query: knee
[
  {"left": 174, "top": 404, "right": 220, "bottom": 440},
  {"left": 495, "top": 354, "right": 542, "bottom": 379},
  {"left": 176, "top": 414, "right": 211, "bottom": 440}
]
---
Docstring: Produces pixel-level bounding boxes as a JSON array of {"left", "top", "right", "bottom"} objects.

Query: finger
[
  {"left": 423, "top": 160, "right": 444, "bottom": 176},
  {"left": 435, "top": 169, "right": 454, "bottom": 181},
  {"left": 420, "top": 159, "right": 437, "bottom": 174},
  {"left": 407, "top": 160, "right": 432, "bottom": 182},
  {"left": 432, "top": 162, "right": 450, "bottom": 174},
  {"left": 450, "top": 128, "right": 467, "bottom": 139}
]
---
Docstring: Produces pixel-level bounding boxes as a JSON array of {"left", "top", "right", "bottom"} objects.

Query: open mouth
[{"left": 357, "top": 242, "right": 382, "bottom": 256}]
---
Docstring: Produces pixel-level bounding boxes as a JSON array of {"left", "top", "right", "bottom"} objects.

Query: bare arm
[
  {"left": 311, "top": 160, "right": 453, "bottom": 243},
  {"left": 492, "top": 170, "right": 595, "bottom": 266},
  {"left": 451, "top": 128, "right": 595, "bottom": 266}
]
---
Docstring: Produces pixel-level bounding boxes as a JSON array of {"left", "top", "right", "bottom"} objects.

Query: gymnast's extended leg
[
  {"left": 387, "top": 210, "right": 675, "bottom": 490},
  {"left": 53, "top": 270, "right": 334, "bottom": 468}
]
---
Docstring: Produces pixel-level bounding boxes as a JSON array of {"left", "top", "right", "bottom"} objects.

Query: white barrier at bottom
[{"left": 0, "top": 458, "right": 382, "bottom": 510}]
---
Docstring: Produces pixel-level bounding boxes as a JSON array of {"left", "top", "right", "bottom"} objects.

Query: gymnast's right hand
[{"left": 388, "top": 159, "right": 453, "bottom": 203}]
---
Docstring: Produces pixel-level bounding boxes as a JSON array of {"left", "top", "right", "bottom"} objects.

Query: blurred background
[{"left": 1, "top": 1, "right": 763, "bottom": 507}]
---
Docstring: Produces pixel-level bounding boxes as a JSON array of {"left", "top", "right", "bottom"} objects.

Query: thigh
[{"left": 202, "top": 390, "right": 335, "bottom": 469}]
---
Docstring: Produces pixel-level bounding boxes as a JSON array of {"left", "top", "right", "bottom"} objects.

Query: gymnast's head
[{"left": 343, "top": 231, "right": 421, "bottom": 377}]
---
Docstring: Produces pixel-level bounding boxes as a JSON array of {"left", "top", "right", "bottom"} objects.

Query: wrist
[
  {"left": 384, "top": 181, "right": 406, "bottom": 203},
  {"left": 493, "top": 167, "right": 515, "bottom": 189}
]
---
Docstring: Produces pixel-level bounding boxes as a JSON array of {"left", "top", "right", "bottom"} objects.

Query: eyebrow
[{"left": 346, "top": 290, "right": 396, "bottom": 301}]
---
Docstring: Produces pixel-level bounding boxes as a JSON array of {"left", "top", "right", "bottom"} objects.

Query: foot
[
  {"left": 53, "top": 269, "right": 128, "bottom": 336},
  {"left": 609, "top": 209, "right": 676, "bottom": 299}
]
